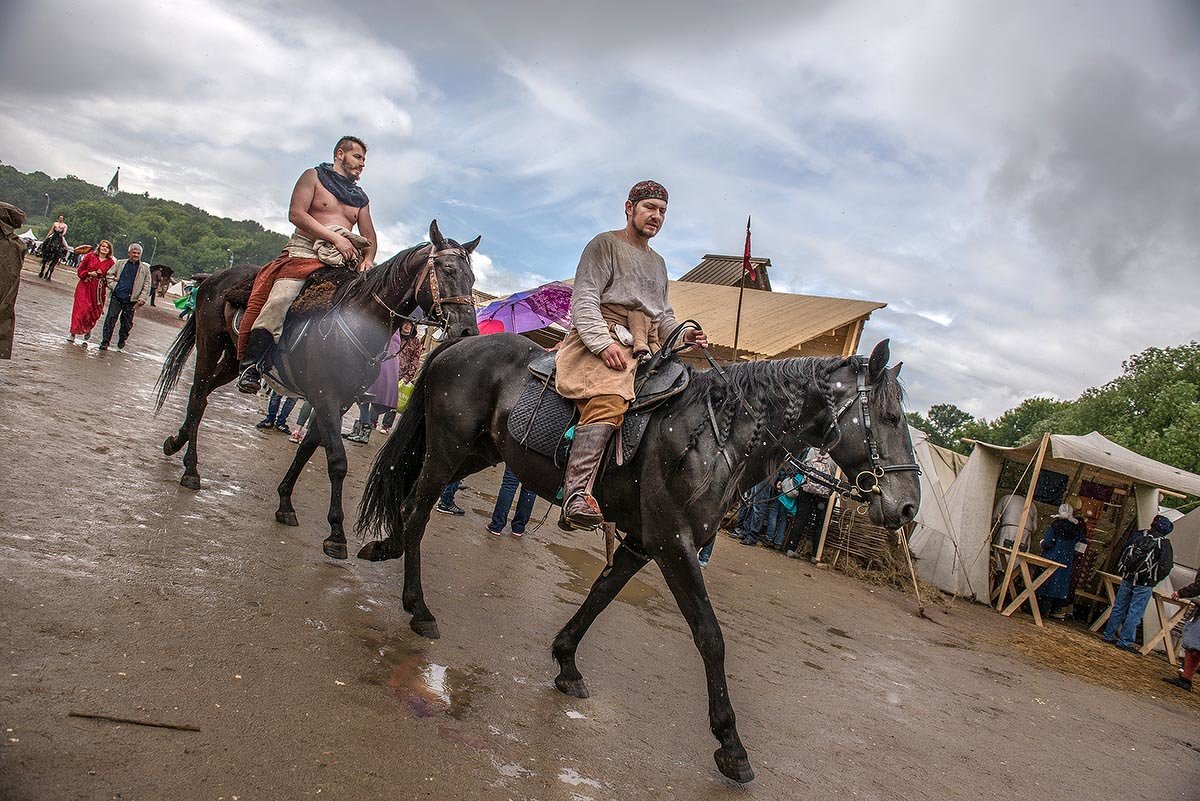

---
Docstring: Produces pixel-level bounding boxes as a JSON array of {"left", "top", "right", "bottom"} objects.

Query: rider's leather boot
[
  {"left": 237, "top": 329, "right": 273, "bottom": 394},
  {"left": 558, "top": 423, "right": 614, "bottom": 531}
]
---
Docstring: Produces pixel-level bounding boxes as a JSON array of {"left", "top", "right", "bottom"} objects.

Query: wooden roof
[
  {"left": 678, "top": 254, "right": 772, "bottom": 291},
  {"left": 667, "top": 281, "right": 885, "bottom": 359}
]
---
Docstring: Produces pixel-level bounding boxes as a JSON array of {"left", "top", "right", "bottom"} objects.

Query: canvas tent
[{"left": 908, "top": 432, "right": 1200, "bottom": 601}]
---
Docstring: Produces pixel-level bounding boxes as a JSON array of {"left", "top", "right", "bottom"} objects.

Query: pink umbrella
[{"left": 476, "top": 281, "right": 572, "bottom": 333}]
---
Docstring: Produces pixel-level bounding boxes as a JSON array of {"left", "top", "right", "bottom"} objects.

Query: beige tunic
[{"left": 556, "top": 231, "right": 678, "bottom": 402}]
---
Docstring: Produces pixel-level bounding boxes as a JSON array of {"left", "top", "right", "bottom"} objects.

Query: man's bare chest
[{"left": 310, "top": 182, "right": 359, "bottom": 225}]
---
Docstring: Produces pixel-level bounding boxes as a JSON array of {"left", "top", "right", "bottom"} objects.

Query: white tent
[
  {"left": 17, "top": 229, "right": 38, "bottom": 246},
  {"left": 909, "top": 432, "right": 1200, "bottom": 601}
]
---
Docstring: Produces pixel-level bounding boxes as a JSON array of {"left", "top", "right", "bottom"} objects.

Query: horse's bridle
[
  {"left": 691, "top": 324, "right": 919, "bottom": 506},
  {"left": 371, "top": 244, "right": 474, "bottom": 329},
  {"left": 804, "top": 355, "right": 921, "bottom": 503}
]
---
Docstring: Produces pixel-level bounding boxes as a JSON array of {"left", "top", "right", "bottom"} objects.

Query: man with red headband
[{"left": 555, "top": 180, "right": 707, "bottom": 530}]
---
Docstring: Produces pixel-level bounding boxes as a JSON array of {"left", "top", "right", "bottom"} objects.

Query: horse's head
[
  {"left": 820, "top": 340, "right": 920, "bottom": 530},
  {"left": 417, "top": 219, "right": 480, "bottom": 339}
]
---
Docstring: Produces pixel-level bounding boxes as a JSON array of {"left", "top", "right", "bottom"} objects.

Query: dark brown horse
[
  {"left": 355, "top": 334, "right": 920, "bottom": 783},
  {"left": 154, "top": 220, "right": 480, "bottom": 558},
  {"left": 38, "top": 230, "right": 68, "bottom": 280}
]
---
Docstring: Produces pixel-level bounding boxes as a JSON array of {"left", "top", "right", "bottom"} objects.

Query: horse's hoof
[
  {"left": 554, "top": 675, "right": 590, "bottom": 699},
  {"left": 180, "top": 474, "right": 201, "bottom": 490},
  {"left": 356, "top": 540, "right": 400, "bottom": 562},
  {"left": 410, "top": 618, "right": 441, "bottom": 640},
  {"left": 275, "top": 510, "right": 299, "bottom": 527},
  {"left": 714, "top": 749, "right": 755, "bottom": 784},
  {"left": 322, "top": 538, "right": 348, "bottom": 560},
  {"left": 163, "top": 437, "right": 182, "bottom": 456}
]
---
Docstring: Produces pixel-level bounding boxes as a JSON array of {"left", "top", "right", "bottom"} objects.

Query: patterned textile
[
  {"left": 315, "top": 163, "right": 369, "bottom": 207},
  {"left": 509, "top": 375, "right": 647, "bottom": 466},
  {"left": 628, "top": 180, "right": 668, "bottom": 205}
]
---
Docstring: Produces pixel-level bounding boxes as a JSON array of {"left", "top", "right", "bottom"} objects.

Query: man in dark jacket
[{"left": 1103, "top": 514, "right": 1175, "bottom": 652}]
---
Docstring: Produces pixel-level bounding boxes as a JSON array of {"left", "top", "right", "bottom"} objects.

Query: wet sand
[{"left": 1, "top": 267, "right": 1197, "bottom": 800}]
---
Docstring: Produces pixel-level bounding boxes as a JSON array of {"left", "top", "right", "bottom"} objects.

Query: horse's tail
[
  {"left": 153, "top": 314, "right": 197, "bottom": 414},
  {"left": 356, "top": 358, "right": 432, "bottom": 542}
]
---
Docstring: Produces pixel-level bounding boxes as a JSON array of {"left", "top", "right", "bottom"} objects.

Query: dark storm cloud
[{"left": 990, "top": 56, "right": 1200, "bottom": 284}]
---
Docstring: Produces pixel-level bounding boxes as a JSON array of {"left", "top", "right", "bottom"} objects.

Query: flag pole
[{"left": 731, "top": 215, "right": 750, "bottom": 364}]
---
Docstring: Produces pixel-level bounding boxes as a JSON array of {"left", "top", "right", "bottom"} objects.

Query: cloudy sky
[{"left": 2, "top": 0, "right": 1198, "bottom": 417}]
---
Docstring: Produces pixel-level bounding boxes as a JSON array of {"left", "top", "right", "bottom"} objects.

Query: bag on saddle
[{"left": 1117, "top": 533, "right": 1163, "bottom": 585}]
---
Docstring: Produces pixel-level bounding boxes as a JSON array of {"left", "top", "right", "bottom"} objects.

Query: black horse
[
  {"left": 38, "top": 230, "right": 68, "bottom": 280},
  {"left": 155, "top": 220, "right": 480, "bottom": 559},
  {"left": 356, "top": 334, "right": 921, "bottom": 783}
]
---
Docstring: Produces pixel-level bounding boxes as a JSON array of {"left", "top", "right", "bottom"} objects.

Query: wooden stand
[
  {"left": 991, "top": 545, "right": 1066, "bottom": 627},
  {"left": 1140, "top": 593, "right": 1195, "bottom": 666}
]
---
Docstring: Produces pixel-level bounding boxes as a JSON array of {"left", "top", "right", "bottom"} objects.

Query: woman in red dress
[{"left": 68, "top": 239, "right": 114, "bottom": 344}]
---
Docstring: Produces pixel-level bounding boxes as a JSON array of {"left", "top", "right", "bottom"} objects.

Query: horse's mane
[
  {"left": 335, "top": 241, "right": 430, "bottom": 303},
  {"left": 670, "top": 355, "right": 904, "bottom": 500}
]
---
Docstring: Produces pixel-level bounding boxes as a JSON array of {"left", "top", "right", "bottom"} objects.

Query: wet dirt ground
[{"left": 2, "top": 264, "right": 1197, "bottom": 800}]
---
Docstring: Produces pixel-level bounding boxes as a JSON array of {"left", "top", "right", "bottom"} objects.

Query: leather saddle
[
  {"left": 508, "top": 347, "right": 691, "bottom": 467},
  {"left": 225, "top": 267, "right": 358, "bottom": 398}
]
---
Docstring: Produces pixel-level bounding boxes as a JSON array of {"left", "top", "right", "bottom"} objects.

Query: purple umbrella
[{"left": 476, "top": 281, "right": 573, "bottom": 334}]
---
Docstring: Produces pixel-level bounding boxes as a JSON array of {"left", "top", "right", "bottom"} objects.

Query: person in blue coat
[{"left": 1037, "top": 503, "right": 1087, "bottom": 619}]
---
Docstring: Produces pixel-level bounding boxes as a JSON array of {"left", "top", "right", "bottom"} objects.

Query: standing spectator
[
  {"left": 346, "top": 331, "right": 407, "bottom": 443},
  {"left": 256, "top": 390, "right": 297, "bottom": 433},
  {"left": 435, "top": 481, "right": 466, "bottom": 516},
  {"left": 1162, "top": 579, "right": 1200, "bottom": 692},
  {"left": 1103, "top": 514, "right": 1175, "bottom": 651},
  {"left": 786, "top": 449, "right": 834, "bottom": 559},
  {"left": 98, "top": 243, "right": 151, "bottom": 351},
  {"left": 68, "top": 240, "right": 114, "bottom": 344},
  {"left": 764, "top": 467, "right": 805, "bottom": 550},
  {"left": 730, "top": 478, "right": 771, "bottom": 544},
  {"left": 289, "top": 401, "right": 314, "bottom": 444},
  {"left": 0, "top": 201, "right": 27, "bottom": 360},
  {"left": 698, "top": 538, "right": 715, "bottom": 569},
  {"left": 486, "top": 466, "right": 537, "bottom": 537},
  {"left": 1036, "top": 504, "right": 1088, "bottom": 620}
]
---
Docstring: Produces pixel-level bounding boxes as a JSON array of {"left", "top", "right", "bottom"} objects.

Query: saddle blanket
[{"left": 508, "top": 375, "right": 650, "bottom": 467}]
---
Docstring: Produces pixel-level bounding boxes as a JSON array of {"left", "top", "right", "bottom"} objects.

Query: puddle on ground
[
  {"left": 826, "top": 627, "right": 853, "bottom": 639},
  {"left": 545, "top": 542, "right": 663, "bottom": 609},
  {"left": 382, "top": 649, "right": 487, "bottom": 720}
]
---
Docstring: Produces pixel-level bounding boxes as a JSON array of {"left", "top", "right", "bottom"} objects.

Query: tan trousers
[
  {"left": 576, "top": 394, "right": 629, "bottom": 428},
  {"left": 253, "top": 278, "right": 306, "bottom": 340}
]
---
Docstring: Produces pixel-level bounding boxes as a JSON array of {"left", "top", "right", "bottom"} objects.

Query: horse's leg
[
  {"left": 174, "top": 350, "right": 237, "bottom": 489},
  {"left": 551, "top": 544, "right": 651, "bottom": 698},
  {"left": 654, "top": 542, "right": 754, "bottom": 784},
  {"left": 274, "top": 421, "right": 322, "bottom": 527},
  {"left": 395, "top": 476, "right": 446, "bottom": 639},
  {"left": 309, "top": 400, "right": 352, "bottom": 559}
]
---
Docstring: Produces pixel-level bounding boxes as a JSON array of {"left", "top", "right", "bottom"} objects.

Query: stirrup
[
  {"left": 237, "top": 365, "right": 263, "bottom": 394},
  {"left": 558, "top": 491, "right": 604, "bottom": 531}
]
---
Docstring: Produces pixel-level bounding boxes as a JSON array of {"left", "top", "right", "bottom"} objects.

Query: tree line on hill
[
  {"left": 0, "top": 163, "right": 287, "bottom": 277},
  {"left": 907, "top": 342, "right": 1200, "bottom": 480}
]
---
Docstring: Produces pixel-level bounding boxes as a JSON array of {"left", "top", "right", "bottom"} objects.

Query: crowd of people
[{"left": 722, "top": 448, "right": 833, "bottom": 566}]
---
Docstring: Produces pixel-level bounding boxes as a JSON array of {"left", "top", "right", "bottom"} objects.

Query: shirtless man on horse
[
  {"left": 236, "top": 135, "right": 378, "bottom": 392},
  {"left": 556, "top": 180, "right": 707, "bottom": 529}
]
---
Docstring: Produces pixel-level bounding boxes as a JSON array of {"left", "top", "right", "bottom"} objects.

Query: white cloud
[{"left": 3, "top": 0, "right": 1198, "bottom": 420}]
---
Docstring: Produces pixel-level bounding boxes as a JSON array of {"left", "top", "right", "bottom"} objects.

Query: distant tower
[{"left": 104, "top": 167, "right": 119, "bottom": 197}]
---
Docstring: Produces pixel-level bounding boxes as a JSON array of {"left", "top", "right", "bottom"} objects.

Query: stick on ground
[{"left": 68, "top": 711, "right": 201, "bottom": 733}]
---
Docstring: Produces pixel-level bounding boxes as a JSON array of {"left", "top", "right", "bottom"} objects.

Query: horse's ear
[
  {"left": 429, "top": 220, "right": 446, "bottom": 250},
  {"left": 462, "top": 235, "right": 481, "bottom": 254},
  {"left": 891, "top": 361, "right": 903, "bottom": 378},
  {"left": 868, "top": 339, "right": 890, "bottom": 382}
]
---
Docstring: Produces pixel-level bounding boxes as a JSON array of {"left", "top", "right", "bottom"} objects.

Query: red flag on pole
[{"left": 741, "top": 216, "right": 755, "bottom": 282}]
